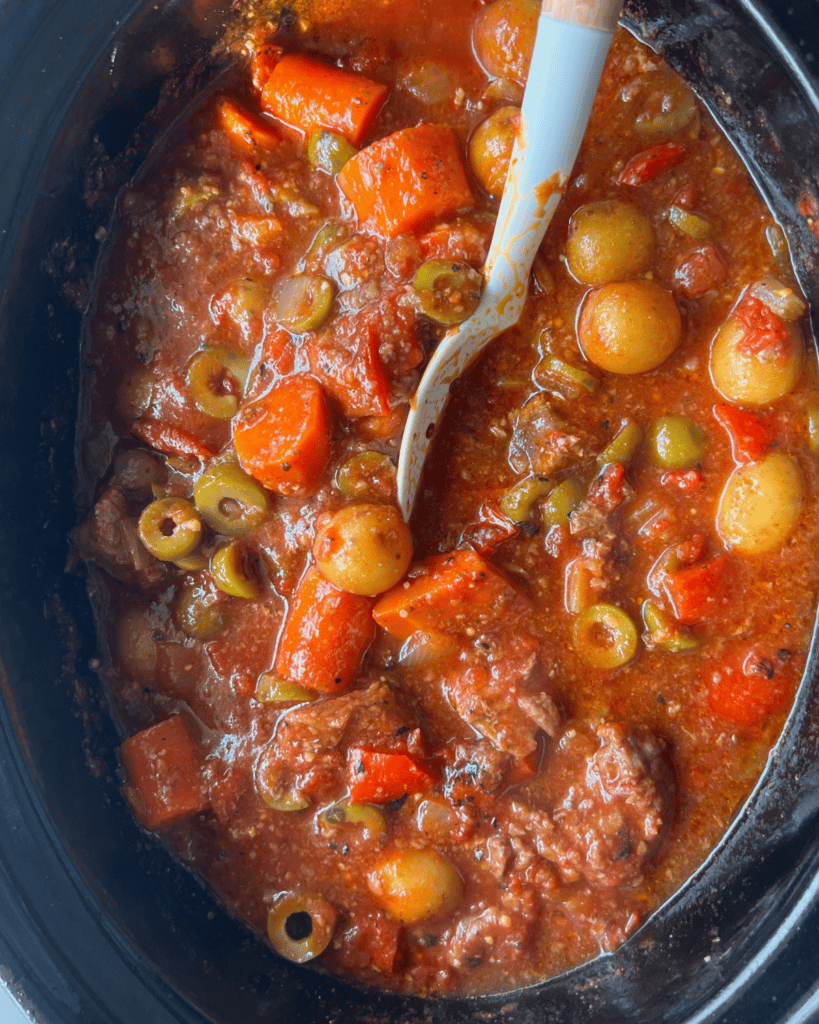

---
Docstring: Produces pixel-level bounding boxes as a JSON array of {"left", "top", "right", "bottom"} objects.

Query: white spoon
[{"left": 396, "top": 0, "right": 622, "bottom": 520}]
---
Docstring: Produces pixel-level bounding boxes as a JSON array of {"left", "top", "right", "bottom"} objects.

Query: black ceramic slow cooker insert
[{"left": 1, "top": 1, "right": 819, "bottom": 1021}]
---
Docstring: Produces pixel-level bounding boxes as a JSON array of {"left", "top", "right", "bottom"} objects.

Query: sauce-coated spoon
[{"left": 396, "top": 0, "right": 622, "bottom": 520}]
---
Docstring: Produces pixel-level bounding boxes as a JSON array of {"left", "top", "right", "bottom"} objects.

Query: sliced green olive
[
  {"left": 668, "top": 205, "right": 711, "bottom": 239},
  {"left": 307, "top": 128, "right": 357, "bottom": 174},
  {"left": 211, "top": 541, "right": 261, "bottom": 599},
  {"left": 320, "top": 799, "right": 387, "bottom": 838},
  {"left": 267, "top": 892, "right": 338, "bottom": 963},
  {"left": 647, "top": 416, "right": 706, "bottom": 469},
  {"left": 275, "top": 274, "right": 335, "bottom": 333},
  {"left": 174, "top": 552, "right": 209, "bottom": 571},
  {"left": 413, "top": 260, "right": 483, "bottom": 325},
  {"left": 138, "top": 497, "right": 203, "bottom": 561},
  {"left": 175, "top": 581, "right": 227, "bottom": 640},
  {"left": 642, "top": 599, "right": 701, "bottom": 653},
  {"left": 572, "top": 602, "right": 639, "bottom": 669},
  {"left": 598, "top": 419, "right": 643, "bottom": 466},
  {"left": 305, "top": 221, "right": 347, "bottom": 261},
  {"left": 255, "top": 673, "right": 315, "bottom": 704},
  {"left": 336, "top": 450, "right": 396, "bottom": 501},
  {"left": 541, "top": 477, "right": 583, "bottom": 527},
  {"left": 194, "top": 462, "right": 270, "bottom": 535},
  {"left": 808, "top": 398, "right": 819, "bottom": 455},
  {"left": 256, "top": 749, "right": 309, "bottom": 811},
  {"left": 537, "top": 354, "right": 599, "bottom": 395},
  {"left": 186, "top": 346, "right": 250, "bottom": 420},
  {"left": 499, "top": 476, "right": 552, "bottom": 523}
]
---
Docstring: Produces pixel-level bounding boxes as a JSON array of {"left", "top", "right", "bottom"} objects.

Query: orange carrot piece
[
  {"left": 233, "top": 375, "right": 331, "bottom": 496},
  {"left": 373, "top": 549, "right": 526, "bottom": 642},
  {"left": 120, "top": 715, "right": 207, "bottom": 830},
  {"left": 216, "top": 96, "right": 280, "bottom": 153},
  {"left": 337, "top": 124, "right": 474, "bottom": 238},
  {"left": 261, "top": 53, "right": 387, "bottom": 146},
  {"left": 131, "top": 418, "right": 215, "bottom": 461},
  {"left": 306, "top": 320, "right": 390, "bottom": 418},
  {"left": 275, "top": 567, "right": 376, "bottom": 692}
]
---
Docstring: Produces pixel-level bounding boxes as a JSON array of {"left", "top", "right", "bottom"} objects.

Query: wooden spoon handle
[{"left": 542, "top": 0, "right": 622, "bottom": 32}]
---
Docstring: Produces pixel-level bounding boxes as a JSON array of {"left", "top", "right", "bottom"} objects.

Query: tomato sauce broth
[{"left": 75, "top": 0, "right": 819, "bottom": 998}]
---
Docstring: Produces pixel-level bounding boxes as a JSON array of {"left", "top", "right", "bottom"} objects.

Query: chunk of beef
[
  {"left": 74, "top": 486, "right": 166, "bottom": 588},
  {"left": 508, "top": 394, "right": 588, "bottom": 476},
  {"left": 444, "top": 632, "right": 560, "bottom": 760},
  {"left": 570, "top": 461, "right": 631, "bottom": 541},
  {"left": 255, "top": 679, "right": 423, "bottom": 803},
  {"left": 508, "top": 721, "right": 675, "bottom": 888}
]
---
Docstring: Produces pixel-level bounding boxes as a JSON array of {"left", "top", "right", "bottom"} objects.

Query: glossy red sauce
[{"left": 75, "top": 0, "right": 819, "bottom": 996}]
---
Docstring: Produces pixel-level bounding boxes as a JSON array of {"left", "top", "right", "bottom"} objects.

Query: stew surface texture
[{"left": 75, "top": 0, "right": 819, "bottom": 997}]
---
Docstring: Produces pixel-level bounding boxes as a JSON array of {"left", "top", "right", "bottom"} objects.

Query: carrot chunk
[
  {"left": 233, "top": 375, "right": 331, "bottom": 496},
  {"left": 347, "top": 748, "right": 437, "bottom": 804},
  {"left": 216, "top": 96, "right": 280, "bottom": 153},
  {"left": 373, "top": 549, "right": 526, "bottom": 642},
  {"left": 274, "top": 567, "right": 376, "bottom": 692},
  {"left": 707, "top": 645, "right": 798, "bottom": 727},
  {"left": 120, "top": 715, "right": 207, "bottom": 830},
  {"left": 337, "top": 125, "right": 474, "bottom": 238},
  {"left": 261, "top": 54, "right": 387, "bottom": 146}
]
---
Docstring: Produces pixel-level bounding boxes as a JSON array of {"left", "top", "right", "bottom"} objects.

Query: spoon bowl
[{"left": 397, "top": 0, "right": 622, "bottom": 519}]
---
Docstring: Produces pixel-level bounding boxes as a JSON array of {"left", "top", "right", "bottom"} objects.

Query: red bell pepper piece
[
  {"left": 663, "top": 555, "right": 729, "bottom": 624},
  {"left": 347, "top": 748, "right": 437, "bottom": 804},
  {"left": 712, "top": 402, "right": 770, "bottom": 463},
  {"left": 617, "top": 142, "right": 686, "bottom": 186}
]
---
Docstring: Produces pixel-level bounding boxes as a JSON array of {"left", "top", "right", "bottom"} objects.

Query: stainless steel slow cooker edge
[{"left": 2, "top": 1, "right": 819, "bottom": 1022}]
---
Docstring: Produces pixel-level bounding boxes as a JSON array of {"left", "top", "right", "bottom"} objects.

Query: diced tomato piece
[
  {"left": 663, "top": 555, "right": 729, "bottom": 624},
  {"left": 373, "top": 549, "right": 527, "bottom": 642},
  {"left": 617, "top": 142, "right": 686, "bottom": 186},
  {"left": 459, "top": 501, "right": 518, "bottom": 555},
  {"left": 347, "top": 748, "right": 438, "bottom": 803},
  {"left": 661, "top": 468, "right": 703, "bottom": 491},
  {"left": 250, "top": 45, "right": 282, "bottom": 93},
  {"left": 216, "top": 96, "right": 280, "bottom": 153},
  {"left": 734, "top": 293, "right": 790, "bottom": 360},
  {"left": 337, "top": 125, "right": 474, "bottom": 238},
  {"left": 274, "top": 567, "right": 376, "bottom": 692},
  {"left": 306, "top": 320, "right": 391, "bottom": 418},
  {"left": 707, "top": 645, "right": 799, "bottom": 727},
  {"left": 120, "top": 715, "right": 207, "bottom": 829},
  {"left": 712, "top": 402, "right": 771, "bottom": 463},
  {"left": 233, "top": 375, "right": 331, "bottom": 496}
]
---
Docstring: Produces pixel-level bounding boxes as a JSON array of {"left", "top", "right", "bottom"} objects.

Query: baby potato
[
  {"left": 313, "top": 502, "right": 413, "bottom": 596},
  {"left": 367, "top": 847, "right": 463, "bottom": 924},
  {"left": 578, "top": 279, "right": 682, "bottom": 375},
  {"left": 710, "top": 312, "right": 803, "bottom": 406},
  {"left": 717, "top": 451, "right": 804, "bottom": 554},
  {"left": 468, "top": 106, "right": 520, "bottom": 199},
  {"left": 472, "top": 0, "right": 538, "bottom": 85},
  {"left": 565, "top": 200, "right": 655, "bottom": 285}
]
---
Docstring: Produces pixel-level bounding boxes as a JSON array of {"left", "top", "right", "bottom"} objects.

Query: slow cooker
[{"left": 2, "top": 1, "right": 819, "bottom": 1021}]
